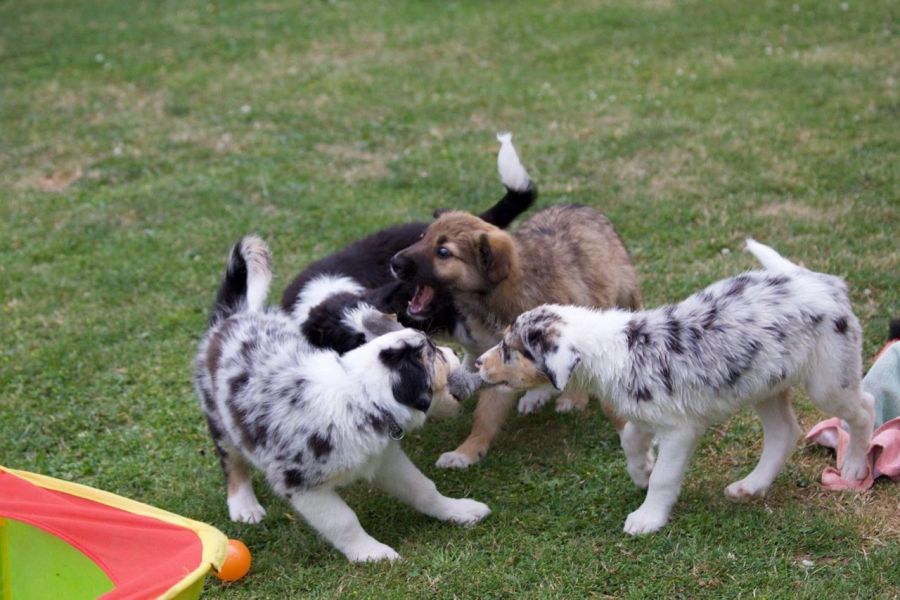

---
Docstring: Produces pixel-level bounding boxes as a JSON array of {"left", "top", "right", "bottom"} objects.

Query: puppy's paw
[
  {"left": 435, "top": 450, "right": 478, "bottom": 470},
  {"left": 840, "top": 457, "right": 869, "bottom": 482},
  {"left": 555, "top": 394, "right": 588, "bottom": 413},
  {"left": 227, "top": 495, "right": 267, "bottom": 524},
  {"left": 518, "top": 388, "right": 553, "bottom": 415},
  {"left": 439, "top": 498, "right": 492, "bottom": 526},
  {"left": 346, "top": 540, "right": 400, "bottom": 563},
  {"left": 724, "top": 479, "right": 768, "bottom": 502},
  {"left": 623, "top": 508, "right": 668, "bottom": 535}
]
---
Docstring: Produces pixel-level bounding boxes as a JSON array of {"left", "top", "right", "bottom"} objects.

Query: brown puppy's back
[{"left": 513, "top": 204, "right": 640, "bottom": 312}]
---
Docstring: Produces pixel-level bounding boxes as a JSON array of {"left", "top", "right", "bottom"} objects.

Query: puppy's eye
[
  {"left": 436, "top": 246, "right": 451, "bottom": 259},
  {"left": 520, "top": 348, "right": 534, "bottom": 361}
]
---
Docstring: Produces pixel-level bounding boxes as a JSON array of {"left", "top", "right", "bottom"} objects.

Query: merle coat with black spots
[
  {"left": 195, "top": 236, "right": 490, "bottom": 563},
  {"left": 477, "top": 240, "right": 874, "bottom": 536}
]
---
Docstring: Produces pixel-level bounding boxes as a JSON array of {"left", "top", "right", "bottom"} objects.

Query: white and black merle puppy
[
  {"left": 281, "top": 133, "right": 536, "bottom": 354},
  {"left": 476, "top": 240, "right": 874, "bottom": 535},
  {"left": 195, "top": 236, "right": 490, "bottom": 562}
]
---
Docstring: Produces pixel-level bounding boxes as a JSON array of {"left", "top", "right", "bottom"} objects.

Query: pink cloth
[{"left": 805, "top": 416, "right": 900, "bottom": 490}]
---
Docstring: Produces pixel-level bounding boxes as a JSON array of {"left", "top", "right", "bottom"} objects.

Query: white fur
[
  {"left": 197, "top": 251, "right": 488, "bottom": 562},
  {"left": 518, "top": 386, "right": 556, "bottom": 414},
  {"left": 479, "top": 241, "right": 874, "bottom": 535},
  {"left": 239, "top": 235, "right": 272, "bottom": 312},
  {"left": 496, "top": 132, "right": 532, "bottom": 192},
  {"left": 289, "top": 274, "right": 365, "bottom": 324}
]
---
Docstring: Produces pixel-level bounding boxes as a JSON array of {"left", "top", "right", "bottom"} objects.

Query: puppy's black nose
[
  {"left": 390, "top": 253, "right": 416, "bottom": 280},
  {"left": 474, "top": 358, "right": 483, "bottom": 369}
]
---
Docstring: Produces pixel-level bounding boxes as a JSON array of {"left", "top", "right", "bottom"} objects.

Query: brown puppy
[{"left": 390, "top": 204, "right": 641, "bottom": 468}]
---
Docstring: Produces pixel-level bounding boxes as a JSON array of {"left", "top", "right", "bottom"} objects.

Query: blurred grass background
[{"left": 1, "top": 0, "right": 897, "bottom": 597}]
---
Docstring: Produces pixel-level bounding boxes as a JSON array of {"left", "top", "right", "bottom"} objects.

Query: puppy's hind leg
[
  {"left": 725, "top": 390, "right": 801, "bottom": 501},
  {"left": 290, "top": 488, "right": 399, "bottom": 562},
  {"left": 624, "top": 425, "right": 702, "bottom": 535},
  {"left": 375, "top": 442, "right": 491, "bottom": 526},
  {"left": 807, "top": 384, "right": 874, "bottom": 482},
  {"left": 208, "top": 416, "right": 267, "bottom": 524}
]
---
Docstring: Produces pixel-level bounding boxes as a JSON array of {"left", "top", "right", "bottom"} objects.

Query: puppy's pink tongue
[{"left": 408, "top": 285, "right": 434, "bottom": 315}]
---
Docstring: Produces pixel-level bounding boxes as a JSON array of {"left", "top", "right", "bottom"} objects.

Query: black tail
[
  {"left": 210, "top": 235, "right": 272, "bottom": 325},
  {"left": 889, "top": 318, "right": 900, "bottom": 342},
  {"left": 478, "top": 183, "right": 537, "bottom": 228}
]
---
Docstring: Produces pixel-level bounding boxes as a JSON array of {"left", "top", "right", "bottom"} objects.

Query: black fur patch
[
  {"left": 240, "top": 339, "right": 258, "bottom": 362},
  {"left": 889, "top": 318, "right": 900, "bottom": 342},
  {"left": 307, "top": 432, "right": 333, "bottom": 460},
  {"left": 525, "top": 327, "right": 559, "bottom": 356},
  {"left": 663, "top": 312, "right": 684, "bottom": 355},
  {"left": 834, "top": 316, "right": 848, "bottom": 334},
  {"left": 284, "top": 468, "right": 305, "bottom": 488},
  {"left": 229, "top": 372, "right": 249, "bottom": 397},
  {"left": 725, "top": 274, "right": 754, "bottom": 298},
  {"left": 701, "top": 305, "right": 718, "bottom": 330},
  {"left": 379, "top": 343, "right": 431, "bottom": 412},
  {"left": 626, "top": 318, "right": 650, "bottom": 349},
  {"left": 225, "top": 398, "right": 267, "bottom": 451},
  {"left": 302, "top": 293, "right": 368, "bottom": 354},
  {"left": 633, "top": 386, "right": 653, "bottom": 402}
]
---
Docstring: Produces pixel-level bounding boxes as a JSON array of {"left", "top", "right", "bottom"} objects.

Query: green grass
[{"left": 1, "top": 0, "right": 898, "bottom": 597}]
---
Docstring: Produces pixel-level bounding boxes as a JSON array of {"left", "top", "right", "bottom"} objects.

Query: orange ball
[{"left": 215, "top": 539, "right": 251, "bottom": 582}]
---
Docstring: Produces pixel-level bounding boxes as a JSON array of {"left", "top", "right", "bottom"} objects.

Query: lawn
[{"left": 1, "top": 0, "right": 898, "bottom": 597}]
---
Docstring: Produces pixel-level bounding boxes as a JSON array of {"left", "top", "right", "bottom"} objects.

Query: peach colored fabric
[{"left": 805, "top": 417, "right": 900, "bottom": 490}]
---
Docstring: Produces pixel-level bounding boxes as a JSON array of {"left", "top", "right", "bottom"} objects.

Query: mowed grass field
[{"left": 1, "top": 0, "right": 898, "bottom": 597}]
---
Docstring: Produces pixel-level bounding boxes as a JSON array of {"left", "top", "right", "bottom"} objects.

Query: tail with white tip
[
  {"left": 745, "top": 239, "right": 801, "bottom": 273},
  {"left": 496, "top": 132, "right": 532, "bottom": 193},
  {"left": 210, "top": 235, "right": 272, "bottom": 325},
  {"left": 473, "top": 132, "right": 537, "bottom": 228}
]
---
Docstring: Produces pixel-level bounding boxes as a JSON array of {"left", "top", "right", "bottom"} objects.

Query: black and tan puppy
[
  {"left": 391, "top": 202, "right": 642, "bottom": 468},
  {"left": 280, "top": 134, "right": 536, "bottom": 353}
]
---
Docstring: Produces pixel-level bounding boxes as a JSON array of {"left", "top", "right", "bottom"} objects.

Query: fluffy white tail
[
  {"left": 745, "top": 239, "right": 800, "bottom": 272},
  {"left": 496, "top": 132, "right": 532, "bottom": 192},
  {"left": 241, "top": 235, "right": 272, "bottom": 312}
]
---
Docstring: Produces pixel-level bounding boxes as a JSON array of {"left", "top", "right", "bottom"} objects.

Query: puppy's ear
[
  {"left": 477, "top": 230, "right": 514, "bottom": 284},
  {"left": 360, "top": 308, "right": 403, "bottom": 339},
  {"left": 542, "top": 345, "right": 581, "bottom": 391},
  {"left": 379, "top": 338, "right": 431, "bottom": 412}
]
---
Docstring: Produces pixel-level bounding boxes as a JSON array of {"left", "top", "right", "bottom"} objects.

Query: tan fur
[
  {"left": 480, "top": 345, "right": 549, "bottom": 388},
  {"left": 396, "top": 205, "right": 638, "bottom": 464},
  {"left": 226, "top": 460, "right": 254, "bottom": 496}
]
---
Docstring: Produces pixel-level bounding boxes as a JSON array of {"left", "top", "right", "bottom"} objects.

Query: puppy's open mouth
[{"left": 408, "top": 285, "right": 435, "bottom": 316}]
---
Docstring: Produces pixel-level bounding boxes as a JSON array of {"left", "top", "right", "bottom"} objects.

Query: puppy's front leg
[
  {"left": 375, "top": 442, "right": 491, "bottom": 526},
  {"left": 290, "top": 488, "right": 399, "bottom": 562},
  {"left": 623, "top": 426, "right": 702, "bottom": 535},
  {"left": 436, "top": 386, "right": 517, "bottom": 469}
]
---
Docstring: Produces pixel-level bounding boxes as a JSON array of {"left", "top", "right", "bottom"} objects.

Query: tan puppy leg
[
  {"left": 435, "top": 387, "right": 518, "bottom": 469},
  {"left": 600, "top": 399, "right": 627, "bottom": 432},
  {"left": 555, "top": 390, "right": 589, "bottom": 413}
]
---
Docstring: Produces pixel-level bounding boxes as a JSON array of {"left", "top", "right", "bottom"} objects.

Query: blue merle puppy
[
  {"left": 476, "top": 239, "right": 874, "bottom": 535},
  {"left": 194, "top": 236, "right": 490, "bottom": 562}
]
